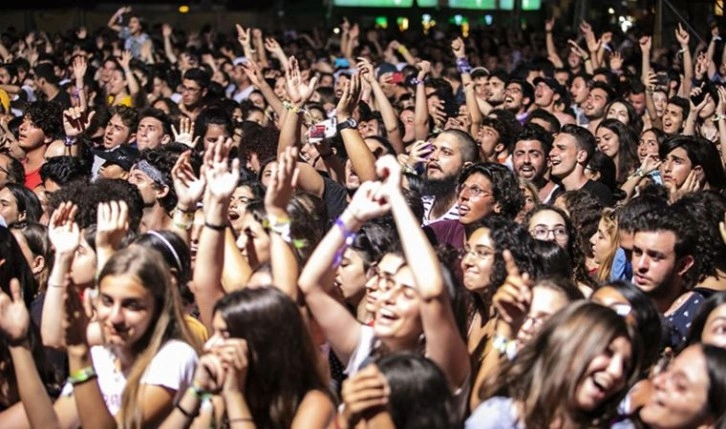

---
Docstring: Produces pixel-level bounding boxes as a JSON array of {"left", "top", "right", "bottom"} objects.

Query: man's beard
[{"left": 422, "top": 172, "right": 458, "bottom": 200}]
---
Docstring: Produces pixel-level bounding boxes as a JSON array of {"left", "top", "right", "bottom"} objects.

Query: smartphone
[
  {"left": 334, "top": 57, "right": 350, "bottom": 69},
  {"left": 308, "top": 118, "right": 337, "bottom": 144},
  {"left": 655, "top": 72, "right": 669, "bottom": 87},
  {"left": 390, "top": 72, "right": 405, "bottom": 84}
]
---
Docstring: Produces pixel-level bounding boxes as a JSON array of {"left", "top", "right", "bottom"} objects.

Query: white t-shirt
[{"left": 62, "top": 339, "right": 198, "bottom": 416}]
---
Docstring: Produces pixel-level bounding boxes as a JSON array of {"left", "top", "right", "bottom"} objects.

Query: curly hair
[
  {"left": 24, "top": 100, "right": 63, "bottom": 139},
  {"left": 458, "top": 162, "right": 524, "bottom": 220},
  {"left": 238, "top": 122, "right": 280, "bottom": 172},
  {"left": 137, "top": 147, "right": 180, "bottom": 212},
  {"left": 39, "top": 156, "right": 91, "bottom": 185},
  {"left": 671, "top": 191, "right": 726, "bottom": 285}
]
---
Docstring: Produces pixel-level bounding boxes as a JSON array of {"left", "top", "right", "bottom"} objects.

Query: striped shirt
[{"left": 421, "top": 195, "right": 459, "bottom": 226}]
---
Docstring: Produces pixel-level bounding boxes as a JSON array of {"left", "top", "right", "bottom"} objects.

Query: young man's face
[
  {"left": 569, "top": 76, "right": 589, "bottom": 105},
  {"left": 631, "top": 230, "right": 691, "bottom": 297},
  {"left": 503, "top": 83, "right": 526, "bottom": 112},
  {"left": 0, "top": 66, "right": 14, "bottom": 85},
  {"left": 136, "top": 116, "right": 168, "bottom": 150},
  {"left": 103, "top": 114, "right": 133, "bottom": 149},
  {"left": 18, "top": 115, "right": 49, "bottom": 151},
  {"left": 549, "top": 133, "right": 582, "bottom": 179},
  {"left": 485, "top": 76, "right": 506, "bottom": 104},
  {"left": 583, "top": 88, "right": 608, "bottom": 120},
  {"left": 662, "top": 103, "right": 685, "bottom": 134},
  {"left": 628, "top": 92, "right": 646, "bottom": 116},
  {"left": 513, "top": 139, "right": 547, "bottom": 181},
  {"left": 181, "top": 78, "right": 205, "bottom": 107}
]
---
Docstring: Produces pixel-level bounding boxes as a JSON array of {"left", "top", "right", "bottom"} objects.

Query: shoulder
[
  {"left": 141, "top": 340, "right": 198, "bottom": 387},
  {"left": 291, "top": 390, "right": 335, "bottom": 429},
  {"left": 466, "top": 397, "right": 521, "bottom": 429}
]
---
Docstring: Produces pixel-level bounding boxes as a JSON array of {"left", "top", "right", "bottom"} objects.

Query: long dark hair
[
  {"left": 703, "top": 345, "right": 726, "bottom": 428},
  {"left": 686, "top": 291, "right": 726, "bottom": 348},
  {"left": 596, "top": 119, "right": 639, "bottom": 185},
  {"left": 214, "top": 287, "right": 329, "bottom": 429},
  {"left": 375, "top": 353, "right": 455, "bottom": 429},
  {"left": 481, "top": 302, "right": 642, "bottom": 429}
]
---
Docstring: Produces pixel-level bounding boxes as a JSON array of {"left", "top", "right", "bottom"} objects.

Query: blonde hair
[
  {"left": 595, "top": 208, "right": 620, "bottom": 282},
  {"left": 97, "top": 246, "right": 200, "bottom": 428}
]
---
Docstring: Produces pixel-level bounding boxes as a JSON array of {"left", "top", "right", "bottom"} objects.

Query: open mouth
[
  {"left": 376, "top": 307, "right": 399, "bottom": 324},
  {"left": 228, "top": 210, "right": 240, "bottom": 221},
  {"left": 458, "top": 205, "right": 470, "bottom": 216}
]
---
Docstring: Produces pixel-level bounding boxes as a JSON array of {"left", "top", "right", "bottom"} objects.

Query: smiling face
[
  {"left": 228, "top": 185, "right": 255, "bottom": 233},
  {"left": 373, "top": 265, "right": 423, "bottom": 348},
  {"left": 596, "top": 126, "right": 620, "bottom": 159},
  {"left": 549, "top": 133, "right": 583, "bottom": 179},
  {"left": 461, "top": 227, "right": 495, "bottom": 293},
  {"left": 573, "top": 335, "right": 632, "bottom": 411},
  {"left": 97, "top": 273, "right": 156, "bottom": 350},
  {"left": 503, "top": 82, "right": 526, "bottom": 111},
  {"left": 606, "top": 102, "right": 630, "bottom": 126},
  {"left": 640, "top": 345, "right": 712, "bottom": 429},
  {"left": 364, "top": 253, "right": 405, "bottom": 315}
]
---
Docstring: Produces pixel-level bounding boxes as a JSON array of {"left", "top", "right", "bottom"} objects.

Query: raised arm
[
  {"left": 107, "top": 6, "right": 129, "bottom": 33},
  {"left": 336, "top": 72, "right": 377, "bottom": 183},
  {"left": 451, "top": 37, "right": 483, "bottom": 135},
  {"left": 358, "top": 58, "right": 404, "bottom": 154},
  {"left": 413, "top": 60, "right": 432, "bottom": 141},
  {"left": 377, "top": 156, "right": 470, "bottom": 390},
  {"left": 41, "top": 202, "right": 81, "bottom": 349},
  {"left": 119, "top": 50, "right": 140, "bottom": 97},
  {"left": 676, "top": 24, "right": 693, "bottom": 97},
  {"left": 264, "top": 147, "right": 301, "bottom": 300},
  {"left": 252, "top": 29, "right": 268, "bottom": 68},
  {"left": 278, "top": 57, "right": 318, "bottom": 156},
  {"left": 716, "top": 86, "right": 726, "bottom": 165},
  {"left": 241, "top": 58, "right": 283, "bottom": 117},
  {"left": 1, "top": 279, "right": 61, "bottom": 429},
  {"left": 192, "top": 137, "right": 240, "bottom": 331},
  {"left": 545, "top": 18, "right": 564, "bottom": 69},
  {"left": 71, "top": 56, "right": 88, "bottom": 111},
  {"left": 298, "top": 181, "right": 389, "bottom": 364},
  {"left": 235, "top": 24, "right": 257, "bottom": 63},
  {"left": 640, "top": 36, "right": 662, "bottom": 130},
  {"left": 171, "top": 150, "right": 206, "bottom": 245},
  {"left": 389, "top": 41, "right": 416, "bottom": 66},
  {"left": 161, "top": 24, "right": 178, "bottom": 64},
  {"left": 264, "top": 37, "right": 289, "bottom": 70},
  {"left": 683, "top": 86, "right": 710, "bottom": 136}
]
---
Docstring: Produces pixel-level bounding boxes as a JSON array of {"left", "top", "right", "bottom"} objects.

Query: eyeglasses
[
  {"left": 457, "top": 183, "right": 492, "bottom": 199},
  {"left": 460, "top": 244, "right": 495, "bottom": 260},
  {"left": 530, "top": 225, "right": 568, "bottom": 240},
  {"left": 366, "top": 263, "right": 396, "bottom": 291},
  {"left": 522, "top": 313, "right": 549, "bottom": 330}
]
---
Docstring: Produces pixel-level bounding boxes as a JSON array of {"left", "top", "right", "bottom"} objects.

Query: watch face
[{"left": 348, "top": 119, "right": 358, "bottom": 127}]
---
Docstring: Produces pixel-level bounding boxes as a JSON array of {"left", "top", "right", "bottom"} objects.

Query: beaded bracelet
[{"left": 332, "top": 217, "right": 358, "bottom": 268}]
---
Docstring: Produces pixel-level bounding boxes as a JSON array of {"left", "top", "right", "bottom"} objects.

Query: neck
[
  {"left": 560, "top": 169, "right": 588, "bottom": 191},
  {"left": 45, "top": 85, "right": 59, "bottom": 99},
  {"left": 24, "top": 145, "right": 47, "bottom": 170},
  {"left": 697, "top": 267, "right": 726, "bottom": 291},
  {"left": 140, "top": 205, "right": 170, "bottom": 233},
  {"left": 652, "top": 282, "right": 685, "bottom": 314}
]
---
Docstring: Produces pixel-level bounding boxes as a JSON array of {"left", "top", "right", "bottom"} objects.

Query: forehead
[
  {"left": 234, "top": 185, "right": 255, "bottom": 198},
  {"left": 590, "top": 88, "right": 608, "bottom": 98},
  {"left": 667, "top": 147, "right": 689, "bottom": 159},
  {"left": 463, "top": 172, "right": 493, "bottom": 188},
  {"left": 666, "top": 103, "right": 683, "bottom": 113},
  {"left": 109, "top": 114, "right": 128, "bottom": 127},
  {"left": 467, "top": 226, "right": 493, "bottom": 246},
  {"left": 183, "top": 78, "right": 201, "bottom": 89},
  {"left": 553, "top": 132, "right": 576, "bottom": 148},
  {"left": 489, "top": 76, "right": 505, "bottom": 84},
  {"left": 515, "top": 139, "right": 544, "bottom": 152},
  {"left": 0, "top": 186, "right": 14, "bottom": 200},
  {"left": 633, "top": 230, "right": 677, "bottom": 251},
  {"left": 139, "top": 116, "right": 163, "bottom": 128},
  {"left": 530, "top": 286, "right": 568, "bottom": 313},
  {"left": 591, "top": 286, "right": 629, "bottom": 306},
  {"left": 99, "top": 274, "right": 150, "bottom": 298},
  {"left": 529, "top": 209, "right": 565, "bottom": 226},
  {"left": 609, "top": 103, "right": 627, "bottom": 111},
  {"left": 433, "top": 133, "right": 460, "bottom": 150}
]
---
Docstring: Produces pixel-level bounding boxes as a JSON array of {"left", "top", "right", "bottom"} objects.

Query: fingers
[
  {"left": 502, "top": 249, "right": 521, "bottom": 278},
  {"left": 9, "top": 278, "right": 22, "bottom": 303}
]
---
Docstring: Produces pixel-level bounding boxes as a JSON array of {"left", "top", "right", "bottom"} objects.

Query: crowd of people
[{"left": 0, "top": 5, "right": 724, "bottom": 428}]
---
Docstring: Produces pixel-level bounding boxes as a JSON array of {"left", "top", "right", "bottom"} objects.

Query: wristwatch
[{"left": 336, "top": 117, "right": 358, "bottom": 132}]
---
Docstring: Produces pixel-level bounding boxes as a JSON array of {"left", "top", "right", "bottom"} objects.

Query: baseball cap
[
  {"left": 95, "top": 145, "right": 139, "bottom": 172},
  {"left": 533, "top": 76, "right": 568, "bottom": 101}
]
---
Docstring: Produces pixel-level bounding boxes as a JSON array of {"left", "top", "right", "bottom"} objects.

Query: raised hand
[
  {"left": 171, "top": 116, "right": 199, "bottom": 148},
  {"left": 416, "top": 60, "right": 431, "bottom": 81},
  {"left": 492, "top": 250, "right": 533, "bottom": 325},
  {"left": 235, "top": 24, "right": 251, "bottom": 48},
  {"left": 567, "top": 40, "right": 589, "bottom": 59},
  {"left": 336, "top": 72, "right": 361, "bottom": 122},
  {"left": 675, "top": 23, "right": 690, "bottom": 46},
  {"left": 203, "top": 137, "right": 240, "bottom": 201},
  {"left": 666, "top": 170, "right": 701, "bottom": 204},
  {"left": 72, "top": 55, "right": 87, "bottom": 82},
  {"left": 375, "top": 154, "right": 403, "bottom": 195},
  {"left": 345, "top": 181, "right": 391, "bottom": 224},
  {"left": 63, "top": 282, "right": 89, "bottom": 347},
  {"left": 48, "top": 202, "right": 80, "bottom": 257},
  {"left": 407, "top": 140, "right": 434, "bottom": 166},
  {"left": 162, "top": 23, "right": 173, "bottom": 38},
  {"left": 218, "top": 338, "right": 250, "bottom": 394},
  {"left": 340, "top": 364, "right": 389, "bottom": 425},
  {"left": 639, "top": 36, "right": 652, "bottom": 53},
  {"left": 545, "top": 17, "right": 555, "bottom": 32},
  {"left": 0, "top": 279, "right": 30, "bottom": 345},
  {"left": 717, "top": 86, "right": 726, "bottom": 116},
  {"left": 356, "top": 57, "right": 375, "bottom": 83},
  {"left": 689, "top": 86, "right": 711, "bottom": 113},
  {"left": 252, "top": 28, "right": 263, "bottom": 40},
  {"left": 63, "top": 107, "right": 95, "bottom": 138},
  {"left": 451, "top": 37, "right": 466, "bottom": 59},
  {"left": 172, "top": 150, "right": 205, "bottom": 212},
  {"left": 264, "top": 37, "right": 282, "bottom": 54},
  {"left": 265, "top": 147, "right": 299, "bottom": 215},
  {"left": 285, "top": 57, "right": 318, "bottom": 104},
  {"left": 119, "top": 50, "right": 132, "bottom": 70},
  {"left": 609, "top": 51, "right": 623, "bottom": 71},
  {"left": 96, "top": 201, "right": 129, "bottom": 252}
]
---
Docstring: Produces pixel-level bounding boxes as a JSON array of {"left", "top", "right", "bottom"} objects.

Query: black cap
[
  {"left": 94, "top": 145, "right": 139, "bottom": 171},
  {"left": 534, "top": 76, "right": 568, "bottom": 101}
]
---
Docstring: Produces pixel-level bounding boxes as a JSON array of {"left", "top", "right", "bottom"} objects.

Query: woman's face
[
  {"left": 590, "top": 286, "right": 636, "bottom": 326},
  {"left": 364, "top": 253, "right": 405, "bottom": 315},
  {"left": 574, "top": 335, "right": 632, "bottom": 411},
  {"left": 260, "top": 161, "right": 277, "bottom": 188},
  {"left": 235, "top": 212, "right": 270, "bottom": 269},
  {"left": 97, "top": 273, "right": 156, "bottom": 349},
  {"left": 373, "top": 264, "right": 424, "bottom": 345},
  {"left": 528, "top": 209, "right": 569, "bottom": 248},
  {"left": 203, "top": 124, "right": 230, "bottom": 150},
  {"left": 701, "top": 303, "right": 726, "bottom": 348},
  {"left": 590, "top": 218, "right": 613, "bottom": 265},
  {"left": 515, "top": 285, "right": 569, "bottom": 345},
  {"left": 461, "top": 227, "right": 495, "bottom": 293},
  {"left": 108, "top": 70, "right": 127, "bottom": 96},
  {"left": 457, "top": 173, "right": 498, "bottom": 225},
  {"left": 336, "top": 248, "right": 367, "bottom": 304},
  {"left": 596, "top": 126, "right": 620, "bottom": 159},
  {"left": 641, "top": 345, "right": 711, "bottom": 429},
  {"left": 228, "top": 185, "right": 255, "bottom": 233},
  {"left": 274, "top": 77, "right": 287, "bottom": 99},
  {"left": 0, "top": 187, "right": 21, "bottom": 224},
  {"left": 70, "top": 233, "right": 97, "bottom": 287},
  {"left": 400, "top": 109, "right": 415, "bottom": 143},
  {"left": 653, "top": 91, "right": 667, "bottom": 117},
  {"left": 606, "top": 102, "right": 630, "bottom": 125},
  {"left": 638, "top": 130, "right": 660, "bottom": 162}
]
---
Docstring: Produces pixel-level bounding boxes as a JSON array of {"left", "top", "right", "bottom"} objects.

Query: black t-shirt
[
  {"left": 322, "top": 177, "right": 348, "bottom": 222},
  {"left": 49, "top": 90, "right": 72, "bottom": 111},
  {"left": 581, "top": 180, "right": 614, "bottom": 207}
]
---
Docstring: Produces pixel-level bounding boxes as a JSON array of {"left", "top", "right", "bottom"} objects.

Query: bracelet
[
  {"left": 48, "top": 282, "right": 66, "bottom": 288},
  {"left": 175, "top": 401, "right": 199, "bottom": 419},
  {"left": 204, "top": 221, "right": 227, "bottom": 231},
  {"left": 173, "top": 208, "right": 195, "bottom": 230},
  {"left": 64, "top": 136, "right": 77, "bottom": 147},
  {"left": 713, "top": 114, "right": 726, "bottom": 122},
  {"left": 410, "top": 77, "right": 427, "bottom": 86},
  {"left": 456, "top": 58, "right": 472, "bottom": 75},
  {"left": 188, "top": 384, "right": 213, "bottom": 401},
  {"left": 267, "top": 214, "right": 292, "bottom": 244},
  {"left": 282, "top": 101, "right": 305, "bottom": 115},
  {"left": 492, "top": 334, "right": 510, "bottom": 355},
  {"left": 332, "top": 216, "right": 358, "bottom": 267},
  {"left": 678, "top": 47, "right": 687, "bottom": 54},
  {"left": 583, "top": 56, "right": 590, "bottom": 61},
  {"left": 396, "top": 45, "right": 408, "bottom": 54},
  {"left": 629, "top": 168, "right": 645, "bottom": 179},
  {"left": 68, "top": 366, "right": 97, "bottom": 386}
]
